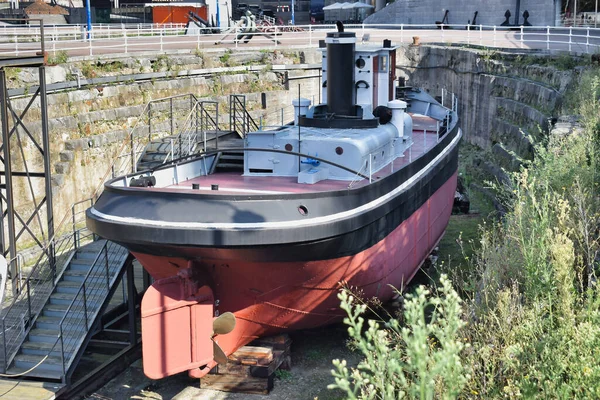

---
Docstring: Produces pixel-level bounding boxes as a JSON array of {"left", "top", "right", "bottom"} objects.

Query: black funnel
[{"left": 326, "top": 26, "right": 356, "bottom": 117}]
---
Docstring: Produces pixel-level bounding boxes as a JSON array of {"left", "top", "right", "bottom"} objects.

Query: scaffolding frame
[{"left": 0, "top": 18, "right": 53, "bottom": 296}]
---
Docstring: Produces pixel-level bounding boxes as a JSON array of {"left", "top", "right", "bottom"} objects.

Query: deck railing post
[
  {"left": 546, "top": 26, "right": 550, "bottom": 50},
  {"left": 369, "top": 153, "right": 372, "bottom": 183},
  {"left": 493, "top": 25, "right": 497, "bottom": 47},
  {"left": 479, "top": 24, "right": 483, "bottom": 45},
  {"left": 400, "top": 24, "right": 403, "bottom": 43},
  {"left": 424, "top": 128, "right": 427, "bottom": 149},
  {"left": 170, "top": 139, "right": 174, "bottom": 161},
  {"left": 170, "top": 97, "right": 174, "bottom": 137}
]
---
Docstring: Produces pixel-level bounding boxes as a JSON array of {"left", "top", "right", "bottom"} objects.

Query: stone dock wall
[{"left": 397, "top": 45, "right": 576, "bottom": 178}]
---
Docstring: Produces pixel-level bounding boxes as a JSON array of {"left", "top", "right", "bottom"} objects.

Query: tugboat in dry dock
[{"left": 86, "top": 24, "right": 462, "bottom": 379}]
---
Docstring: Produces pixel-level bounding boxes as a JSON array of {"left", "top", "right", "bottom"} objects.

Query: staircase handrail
[
  {"left": 0, "top": 227, "right": 82, "bottom": 372},
  {"left": 57, "top": 240, "right": 128, "bottom": 379}
]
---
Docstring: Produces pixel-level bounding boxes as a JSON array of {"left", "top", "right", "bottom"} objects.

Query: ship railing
[
  {"left": 101, "top": 93, "right": 200, "bottom": 177},
  {"left": 0, "top": 200, "right": 92, "bottom": 373},
  {"left": 347, "top": 146, "right": 405, "bottom": 188},
  {"left": 257, "top": 104, "right": 295, "bottom": 130},
  {"left": 198, "top": 101, "right": 220, "bottom": 151},
  {"left": 230, "top": 94, "right": 259, "bottom": 137},
  {"left": 57, "top": 240, "right": 129, "bottom": 382},
  {"left": 116, "top": 147, "right": 369, "bottom": 187},
  {"left": 164, "top": 101, "right": 204, "bottom": 162}
]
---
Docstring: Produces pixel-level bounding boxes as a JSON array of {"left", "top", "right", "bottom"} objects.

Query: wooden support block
[
  {"left": 228, "top": 346, "right": 273, "bottom": 365},
  {"left": 252, "top": 334, "right": 292, "bottom": 351},
  {"left": 201, "top": 335, "right": 293, "bottom": 394},
  {"left": 201, "top": 373, "right": 274, "bottom": 394}
]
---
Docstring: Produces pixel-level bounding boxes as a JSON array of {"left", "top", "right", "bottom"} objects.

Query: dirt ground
[{"left": 87, "top": 324, "right": 361, "bottom": 400}]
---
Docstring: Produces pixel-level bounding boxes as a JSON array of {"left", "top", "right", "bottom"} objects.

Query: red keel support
[{"left": 141, "top": 273, "right": 215, "bottom": 379}]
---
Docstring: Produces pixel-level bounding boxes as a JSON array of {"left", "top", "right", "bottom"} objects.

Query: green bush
[
  {"left": 329, "top": 275, "right": 469, "bottom": 399},
  {"left": 48, "top": 50, "right": 68, "bottom": 65}
]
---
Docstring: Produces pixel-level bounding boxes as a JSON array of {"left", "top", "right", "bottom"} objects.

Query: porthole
[
  {"left": 355, "top": 58, "right": 366, "bottom": 69},
  {"left": 298, "top": 205, "right": 308, "bottom": 216},
  {"left": 335, "top": 146, "right": 344, "bottom": 155},
  {"left": 285, "top": 143, "right": 293, "bottom": 151}
]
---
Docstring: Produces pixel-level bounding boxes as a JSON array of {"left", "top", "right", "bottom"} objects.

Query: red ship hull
[{"left": 133, "top": 171, "right": 457, "bottom": 376}]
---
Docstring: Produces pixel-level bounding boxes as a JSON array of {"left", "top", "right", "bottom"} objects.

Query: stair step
[
  {"left": 75, "top": 246, "right": 125, "bottom": 258},
  {"left": 62, "top": 268, "right": 119, "bottom": 282},
  {"left": 49, "top": 291, "right": 105, "bottom": 306},
  {"left": 43, "top": 303, "right": 98, "bottom": 318},
  {"left": 35, "top": 315, "right": 62, "bottom": 330},
  {"left": 55, "top": 280, "right": 84, "bottom": 294},
  {"left": 69, "top": 255, "right": 126, "bottom": 270},
  {"left": 13, "top": 353, "right": 64, "bottom": 373},
  {"left": 216, "top": 162, "right": 244, "bottom": 169},
  {"left": 28, "top": 328, "right": 59, "bottom": 343},
  {"left": 21, "top": 341, "right": 74, "bottom": 359},
  {"left": 5, "top": 365, "right": 63, "bottom": 380},
  {"left": 219, "top": 154, "right": 244, "bottom": 161}
]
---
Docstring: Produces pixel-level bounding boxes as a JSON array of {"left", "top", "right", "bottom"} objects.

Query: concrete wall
[{"left": 365, "top": 0, "right": 559, "bottom": 27}]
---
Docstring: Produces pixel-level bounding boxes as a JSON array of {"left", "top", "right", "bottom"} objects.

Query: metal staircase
[
  {"left": 135, "top": 96, "right": 251, "bottom": 172},
  {"left": 3, "top": 240, "right": 130, "bottom": 381}
]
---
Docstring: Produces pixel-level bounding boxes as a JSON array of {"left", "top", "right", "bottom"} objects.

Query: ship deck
[{"left": 157, "top": 128, "right": 441, "bottom": 195}]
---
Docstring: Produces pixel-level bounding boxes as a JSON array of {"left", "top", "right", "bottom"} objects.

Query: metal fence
[{"left": 1, "top": 22, "right": 600, "bottom": 57}]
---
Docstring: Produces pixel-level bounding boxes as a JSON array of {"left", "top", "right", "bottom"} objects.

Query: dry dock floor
[
  {"left": 0, "top": 379, "right": 63, "bottom": 400},
  {"left": 90, "top": 324, "right": 361, "bottom": 400}
]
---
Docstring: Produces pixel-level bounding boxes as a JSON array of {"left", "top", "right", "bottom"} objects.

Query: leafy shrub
[
  {"left": 48, "top": 50, "right": 68, "bottom": 65},
  {"left": 329, "top": 275, "right": 469, "bottom": 399}
]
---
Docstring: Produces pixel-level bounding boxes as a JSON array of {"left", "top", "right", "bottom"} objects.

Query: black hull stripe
[{"left": 106, "top": 144, "right": 458, "bottom": 262}]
